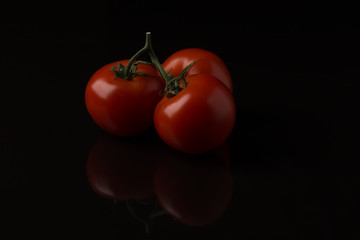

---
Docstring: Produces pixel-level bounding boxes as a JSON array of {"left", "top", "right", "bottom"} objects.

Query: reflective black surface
[{"left": 1, "top": 2, "right": 359, "bottom": 239}]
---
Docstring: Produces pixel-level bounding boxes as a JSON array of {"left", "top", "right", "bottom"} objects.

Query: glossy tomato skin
[
  {"left": 162, "top": 48, "right": 233, "bottom": 93},
  {"left": 154, "top": 73, "right": 236, "bottom": 154},
  {"left": 85, "top": 60, "right": 164, "bottom": 136}
]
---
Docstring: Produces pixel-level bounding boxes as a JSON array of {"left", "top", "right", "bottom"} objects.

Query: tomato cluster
[{"left": 85, "top": 33, "right": 236, "bottom": 154}]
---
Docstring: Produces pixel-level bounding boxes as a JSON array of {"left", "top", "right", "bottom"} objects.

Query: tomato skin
[
  {"left": 85, "top": 60, "right": 164, "bottom": 136},
  {"left": 162, "top": 48, "right": 233, "bottom": 92},
  {"left": 154, "top": 74, "right": 236, "bottom": 154}
]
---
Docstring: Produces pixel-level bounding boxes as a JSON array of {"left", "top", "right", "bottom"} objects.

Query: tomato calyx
[
  {"left": 107, "top": 32, "right": 198, "bottom": 98},
  {"left": 109, "top": 60, "right": 156, "bottom": 80},
  {"left": 162, "top": 60, "right": 197, "bottom": 98},
  {"left": 108, "top": 32, "right": 162, "bottom": 81}
]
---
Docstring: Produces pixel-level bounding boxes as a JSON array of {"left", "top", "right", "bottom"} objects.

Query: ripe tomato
[
  {"left": 154, "top": 144, "right": 234, "bottom": 226},
  {"left": 86, "top": 134, "right": 157, "bottom": 200},
  {"left": 154, "top": 73, "right": 236, "bottom": 154},
  {"left": 162, "top": 48, "right": 233, "bottom": 92},
  {"left": 85, "top": 60, "right": 164, "bottom": 136}
]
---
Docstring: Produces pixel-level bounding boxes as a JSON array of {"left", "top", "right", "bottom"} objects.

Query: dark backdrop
[{"left": 1, "top": 1, "right": 359, "bottom": 239}]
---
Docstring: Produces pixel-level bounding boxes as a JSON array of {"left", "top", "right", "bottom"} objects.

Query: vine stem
[
  {"left": 145, "top": 32, "right": 173, "bottom": 83},
  {"left": 124, "top": 32, "right": 172, "bottom": 83},
  {"left": 121, "top": 32, "right": 193, "bottom": 98}
]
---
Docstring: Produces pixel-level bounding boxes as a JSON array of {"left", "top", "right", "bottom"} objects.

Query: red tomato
[
  {"left": 162, "top": 48, "right": 233, "bottom": 92},
  {"left": 86, "top": 134, "right": 157, "bottom": 200},
  {"left": 154, "top": 73, "right": 236, "bottom": 154},
  {"left": 85, "top": 60, "right": 164, "bottom": 136},
  {"left": 154, "top": 144, "right": 234, "bottom": 227}
]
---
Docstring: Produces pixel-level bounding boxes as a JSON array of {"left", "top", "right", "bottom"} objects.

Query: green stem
[
  {"left": 124, "top": 32, "right": 172, "bottom": 82},
  {"left": 145, "top": 32, "right": 172, "bottom": 83},
  {"left": 123, "top": 35, "right": 151, "bottom": 78}
]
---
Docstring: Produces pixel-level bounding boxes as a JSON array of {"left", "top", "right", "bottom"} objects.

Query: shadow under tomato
[
  {"left": 86, "top": 134, "right": 158, "bottom": 201},
  {"left": 154, "top": 142, "right": 234, "bottom": 227}
]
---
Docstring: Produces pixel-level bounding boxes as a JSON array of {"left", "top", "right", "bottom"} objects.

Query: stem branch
[
  {"left": 145, "top": 32, "right": 172, "bottom": 83},
  {"left": 123, "top": 35, "right": 150, "bottom": 78},
  {"left": 124, "top": 32, "right": 171, "bottom": 82}
]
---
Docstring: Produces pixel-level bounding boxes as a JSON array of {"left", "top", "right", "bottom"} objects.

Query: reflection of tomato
[
  {"left": 162, "top": 48, "right": 233, "bottom": 92},
  {"left": 154, "top": 143, "right": 234, "bottom": 226},
  {"left": 86, "top": 134, "right": 157, "bottom": 200},
  {"left": 85, "top": 60, "right": 164, "bottom": 136},
  {"left": 154, "top": 74, "right": 236, "bottom": 154}
]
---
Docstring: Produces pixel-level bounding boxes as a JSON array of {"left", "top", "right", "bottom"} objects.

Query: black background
[{"left": 1, "top": 1, "right": 359, "bottom": 239}]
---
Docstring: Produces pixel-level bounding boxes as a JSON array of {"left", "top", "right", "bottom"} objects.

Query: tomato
[
  {"left": 162, "top": 48, "right": 233, "bottom": 92},
  {"left": 154, "top": 143, "right": 234, "bottom": 226},
  {"left": 85, "top": 60, "right": 164, "bottom": 136},
  {"left": 154, "top": 73, "right": 236, "bottom": 154},
  {"left": 86, "top": 134, "right": 157, "bottom": 200}
]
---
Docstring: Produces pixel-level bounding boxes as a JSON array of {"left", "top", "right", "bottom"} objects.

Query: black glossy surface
[{"left": 1, "top": 2, "right": 359, "bottom": 239}]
